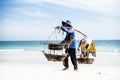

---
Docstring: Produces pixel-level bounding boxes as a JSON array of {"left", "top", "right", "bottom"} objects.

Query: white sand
[{"left": 0, "top": 50, "right": 120, "bottom": 80}]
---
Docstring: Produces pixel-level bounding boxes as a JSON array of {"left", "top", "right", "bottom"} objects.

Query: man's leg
[
  {"left": 69, "top": 49, "right": 78, "bottom": 70},
  {"left": 62, "top": 48, "right": 69, "bottom": 70},
  {"left": 63, "top": 57, "right": 69, "bottom": 68}
]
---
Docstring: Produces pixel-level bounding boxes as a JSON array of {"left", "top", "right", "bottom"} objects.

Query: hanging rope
[
  {"left": 55, "top": 29, "right": 58, "bottom": 41},
  {"left": 43, "top": 29, "right": 56, "bottom": 51},
  {"left": 43, "top": 29, "right": 63, "bottom": 52}
]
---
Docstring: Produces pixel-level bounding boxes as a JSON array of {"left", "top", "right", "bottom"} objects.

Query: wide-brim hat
[{"left": 62, "top": 20, "right": 72, "bottom": 27}]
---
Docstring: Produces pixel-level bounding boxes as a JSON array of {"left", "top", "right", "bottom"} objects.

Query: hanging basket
[
  {"left": 77, "top": 58, "right": 95, "bottom": 64},
  {"left": 44, "top": 53, "right": 66, "bottom": 61},
  {"left": 48, "top": 43, "right": 63, "bottom": 50}
]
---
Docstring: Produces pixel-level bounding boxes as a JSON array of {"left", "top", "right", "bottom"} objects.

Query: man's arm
[
  {"left": 55, "top": 25, "right": 73, "bottom": 33},
  {"left": 56, "top": 26, "right": 87, "bottom": 37}
]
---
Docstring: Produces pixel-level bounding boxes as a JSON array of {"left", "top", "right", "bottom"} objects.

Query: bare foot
[
  {"left": 62, "top": 68, "right": 69, "bottom": 70},
  {"left": 74, "top": 69, "right": 78, "bottom": 71}
]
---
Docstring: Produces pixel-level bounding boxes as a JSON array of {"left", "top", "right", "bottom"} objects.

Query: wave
[
  {"left": 96, "top": 49, "right": 120, "bottom": 53},
  {"left": 0, "top": 49, "right": 24, "bottom": 51}
]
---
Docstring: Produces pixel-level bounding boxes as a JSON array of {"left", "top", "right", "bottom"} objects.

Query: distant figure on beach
[
  {"left": 78, "top": 38, "right": 96, "bottom": 58},
  {"left": 55, "top": 20, "right": 78, "bottom": 71}
]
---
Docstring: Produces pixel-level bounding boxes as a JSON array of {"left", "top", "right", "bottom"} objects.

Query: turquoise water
[{"left": 0, "top": 40, "right": 120, "bottom": 52}]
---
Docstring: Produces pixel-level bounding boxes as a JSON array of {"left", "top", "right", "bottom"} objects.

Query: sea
[{"left": 0, "top": 40, "right": 120, "bottom": 53}]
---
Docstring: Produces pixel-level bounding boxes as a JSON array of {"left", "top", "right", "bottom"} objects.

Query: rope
[
  {"left": 43, "top": 29, "right": 63, "bottom": 53},
  {"left": 55, "top": 29, "right": 58, "bottom": 41},
  {"left": 43, "top": 29, "right": 56, "bottom": 51}
]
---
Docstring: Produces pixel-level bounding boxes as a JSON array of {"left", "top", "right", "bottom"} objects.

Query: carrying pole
[{"left": 74, "top": 29, "right": 87, "bottom": 37}]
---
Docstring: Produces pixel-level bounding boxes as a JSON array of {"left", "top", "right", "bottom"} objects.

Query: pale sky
[{"left": 0, "top": 0, "right": 120, "bottom": 40}]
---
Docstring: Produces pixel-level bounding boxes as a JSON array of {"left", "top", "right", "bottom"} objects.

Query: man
[{"left": 56, "top": 20, "right": 78, "bottom": 71}]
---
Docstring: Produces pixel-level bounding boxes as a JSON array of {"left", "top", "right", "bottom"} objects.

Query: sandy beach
[
  {"left": 0, "top": 50, "right": 120, "bottom": 80},
  {"left": 1, "top": 0, "right": 120, "bottom": 80}
]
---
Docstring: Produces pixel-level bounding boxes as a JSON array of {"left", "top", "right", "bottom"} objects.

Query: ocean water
[{"left": 0, "top": 40, "right": 120, "bottom": 52}]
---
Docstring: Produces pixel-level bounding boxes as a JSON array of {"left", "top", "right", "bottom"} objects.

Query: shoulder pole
[{"left": 74, "top": 29, "right": 87, "bottom": 37}]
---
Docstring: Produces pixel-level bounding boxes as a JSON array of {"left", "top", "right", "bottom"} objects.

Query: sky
[{"left": 0, "top": 0, "right": 120, "bottom": 40}]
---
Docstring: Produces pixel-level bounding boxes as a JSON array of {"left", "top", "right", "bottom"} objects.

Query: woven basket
[
  {"left": 48, "top": 43, "right": 63, "bottom": 50},
  {"left": 44, "top": 53, "right": 66, "bottom": 61},
  {"left": 77, "top": 58, "right": 94, "bottom": 64}
]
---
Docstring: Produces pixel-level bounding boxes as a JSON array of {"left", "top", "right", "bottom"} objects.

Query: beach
[
  {"left": 0, "top": 50, "right": 120, "bottom": 80},
  {"left": 1, "top": 0, "right": 120, "bottom": 80}
]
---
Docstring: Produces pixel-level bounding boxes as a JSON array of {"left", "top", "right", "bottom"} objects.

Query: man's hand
[
  {"left": 62, "top": 53, "right": 68, "bottom": 57},
  {"left": 55, "top": 25, "right": 61, "bottom": 30}
]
